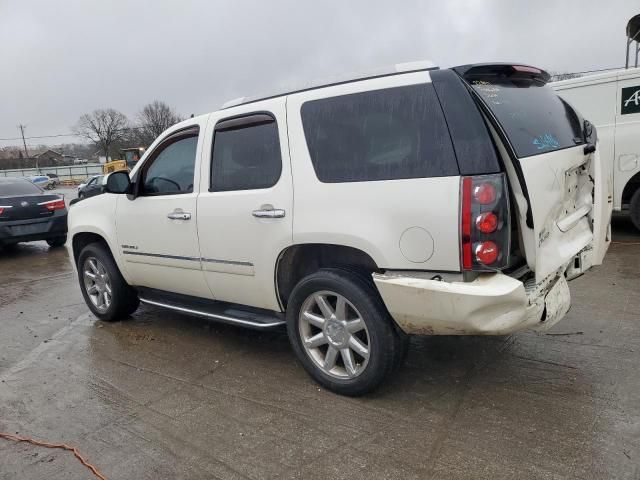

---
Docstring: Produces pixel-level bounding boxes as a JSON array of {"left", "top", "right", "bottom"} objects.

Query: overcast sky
[{"left": 0, "top": 0, "right": 638, "bottom": 148}]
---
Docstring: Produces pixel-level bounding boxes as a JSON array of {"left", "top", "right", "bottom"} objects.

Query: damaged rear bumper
[{"left": 373, "top": 269, "right": 570, "bottom": 335}]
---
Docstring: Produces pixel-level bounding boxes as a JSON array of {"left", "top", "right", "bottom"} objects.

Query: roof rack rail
[{"left": 221, "top": 59, "right": 439, "bottom": 109}]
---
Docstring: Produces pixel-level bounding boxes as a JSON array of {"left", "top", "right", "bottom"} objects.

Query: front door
[
  {"left": 116, "top": 119, "right": 212, "bottom": 299},
  {"left": 197, "top": 98, "right": 293, "bottom": 311}
]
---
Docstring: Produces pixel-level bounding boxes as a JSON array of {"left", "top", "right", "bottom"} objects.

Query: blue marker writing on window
[{"left": 532, "top": 134, "right": 560, "bottom": 150}]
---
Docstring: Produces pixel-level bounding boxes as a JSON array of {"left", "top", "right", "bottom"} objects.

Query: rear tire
[
  {"left": 630, "top": 188, "right": 640, "bottom": 231},
  {"left": 286, "top": 268, "right": 405, "bottom": 396},
  {"left": 77, "top": 242, "right": 139, "bottom": 322},
  {"left": 46, "top": 236, "right": 67, "bottom": 248}
]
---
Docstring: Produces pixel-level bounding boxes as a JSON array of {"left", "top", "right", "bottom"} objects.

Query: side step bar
[{"left": 137, "top": 287, "right": 286, "bottom": 330}]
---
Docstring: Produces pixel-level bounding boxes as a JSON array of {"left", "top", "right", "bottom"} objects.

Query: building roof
[
  {"left": 34, "top": 149, "right": 63, "bottom": 157},
  {"left": 552, "top": 67, "right": 640, "bottom": 88}
]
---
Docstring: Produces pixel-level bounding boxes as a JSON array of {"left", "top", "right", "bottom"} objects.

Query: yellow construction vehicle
[
  {"left": 102, "top": 160, "right": 127, "bottom": 174},
  {"left": 102, "top": 147, "right": 145, "bottom": 174}
]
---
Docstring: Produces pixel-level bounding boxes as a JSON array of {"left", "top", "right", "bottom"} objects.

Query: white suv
[{"left": 67, "top": 62, "right": 612, "bottom": 395}]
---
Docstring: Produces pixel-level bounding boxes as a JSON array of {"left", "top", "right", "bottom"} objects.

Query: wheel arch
[
  {"left": 275, "top": 243, "right": 381, "bottom": 309},
  {"left": 621, "top": 170, "right": 640, "bottom": 205},
  {"left": 70, "top": 228, "right": 131, "bottom": 282}
]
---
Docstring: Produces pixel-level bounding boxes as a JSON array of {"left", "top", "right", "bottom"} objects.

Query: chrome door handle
[
  {"left": 252, "top": 208, "right": 285, "bottom": 218},
  {"left": 167, "top": 211, "right": 191, "bottom": 220}
]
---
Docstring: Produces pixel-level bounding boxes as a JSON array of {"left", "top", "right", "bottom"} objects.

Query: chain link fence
[{"left": 0, "top": 164, "right": 103, "bottom": 184}]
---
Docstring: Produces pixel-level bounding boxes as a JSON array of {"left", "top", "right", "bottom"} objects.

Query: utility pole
[{"left": 18, "top": 124, "right": 36, "bottom": 172}]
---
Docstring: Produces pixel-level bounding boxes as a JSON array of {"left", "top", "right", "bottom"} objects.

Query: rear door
[
  {"left": 196, "top": 98, "right": 293, "bottom": 311},
  {"left": 461, "top": 65, "right": 612, "bottom": 282}
]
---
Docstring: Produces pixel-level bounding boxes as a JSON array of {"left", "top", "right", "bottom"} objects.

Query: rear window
[
  {"left": 301, "top": 84, "right": 458, "bottom": 183},
  {"left": 470, "top": 79, "right": 584, "bottom": 158},
  {"left": 211, "top": 120, "right": 282, "bottom": 192},
  {"left": 0, "top": 180, "right": 43, "bottom": 195}
]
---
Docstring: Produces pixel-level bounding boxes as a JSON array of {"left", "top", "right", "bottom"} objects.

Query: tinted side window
[
  {"left": 301, "top": 84, "right": 458, "bottom": 183},
  {"left": 210, "top": 119, "right": 281, "bottom": 192},
  {"left": 142, "top": 131, "right": 199, "bottom": 195}
]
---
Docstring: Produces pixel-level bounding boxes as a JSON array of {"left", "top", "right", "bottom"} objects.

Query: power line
[
  {"left": 0, "top": 126, "right": 147, "bottom": 142},
  {"left": 0, "top": 133, "right": 77, "bottom": 141}
]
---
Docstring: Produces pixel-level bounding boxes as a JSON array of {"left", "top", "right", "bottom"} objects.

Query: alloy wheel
[
  {"left": 298, "top": 290, "right": 371, "bottom": 379},
  {"left": 82, "top": 257, "right": 112, "bottom": 312}
]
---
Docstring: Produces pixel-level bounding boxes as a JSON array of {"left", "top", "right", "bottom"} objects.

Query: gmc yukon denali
[{"left": 67, "top": 62, "right": 612, "bottom": 395}]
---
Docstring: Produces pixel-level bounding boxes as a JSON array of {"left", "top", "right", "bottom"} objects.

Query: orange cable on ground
[{"left": 0, "top": 432, "right": 108, "bottom": 480}]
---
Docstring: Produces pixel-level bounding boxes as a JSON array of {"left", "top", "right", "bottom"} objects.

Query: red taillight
[
  {"left": 38, "top": 198, "right": 66, "bottom": 211},
  {"left": 512, "top": 65, "right": 542, "bottom": 74},
  {"left": 0, "top": 206, "right": 10, "bottom": 216},
  {"left": 475, "top": 212, "right": 498, "bottom": 233},
  {"left": 473, "top": 183, "right": 496, "bottom": 204},
  {"left": 475, "top": 241, "right": 499, "bottom": 265},
  {"left": 460, "top": 174, "right": 510, "bottom": 271}
]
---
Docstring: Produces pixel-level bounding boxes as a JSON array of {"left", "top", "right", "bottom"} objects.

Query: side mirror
[{"left": 105, "top": 171, "right": 132, "bottom": 194}]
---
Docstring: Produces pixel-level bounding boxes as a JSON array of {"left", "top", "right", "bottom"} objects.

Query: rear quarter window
[
  {"left": 0, "top": 180, "right": 43, "bottom": 195},
  {"left": 471, "top": 80, "right": 584, "bottom": 158},
  {"left": 300, "top": 84, "right": 458, "bottom": 183}
]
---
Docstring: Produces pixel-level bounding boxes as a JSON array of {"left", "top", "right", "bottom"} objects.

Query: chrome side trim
[
  {"left": 122, "top": 250, "right": 254, "bottom": 267},
  {"left": 123, "top": 251, "right": 200, "bottom": 262},
  {"left": 138, "top": 297, "right": 285, "bottom": 329},
  {"left": 201, "top": 257, "right": 254, "bottom": 267}
]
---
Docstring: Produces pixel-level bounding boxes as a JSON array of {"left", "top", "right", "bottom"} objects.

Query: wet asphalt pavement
[{"left": 0, "top": 194, "right": 639, "bottom": 479}]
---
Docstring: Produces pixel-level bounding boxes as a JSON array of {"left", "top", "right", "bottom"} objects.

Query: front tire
[
  {"left": 630, "top": 188, "right": 640, "bottom": 231},
  {"left": 286, "top": 269, "right": 405, "bottom": 396},
  {"left": 77, "top": 242, "right": 139, "bottom": 321}
]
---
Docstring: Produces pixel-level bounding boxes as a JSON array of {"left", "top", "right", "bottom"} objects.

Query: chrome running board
[{"left": 137, "top": 288, "right": 285, "bottom": 330}]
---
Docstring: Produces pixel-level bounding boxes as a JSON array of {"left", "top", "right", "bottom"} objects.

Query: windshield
[{"left": 470, "top": 79, "right": 584, "bottom": 158}]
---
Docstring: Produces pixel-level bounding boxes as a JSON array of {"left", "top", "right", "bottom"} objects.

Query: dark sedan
[
  {"left": 0, "top": 178, "right": 67, "bottom": 248},
  {"left": 77, "top": 175, "right": 104, "bottom": 199}
]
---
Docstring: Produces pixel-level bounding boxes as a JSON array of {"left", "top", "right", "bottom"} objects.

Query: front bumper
[
  {"left": 0, "top": 214, "right": 67, "bottom": 245},
  {"left": 373, "top": 269, "right": 570, "bottom": 335}
]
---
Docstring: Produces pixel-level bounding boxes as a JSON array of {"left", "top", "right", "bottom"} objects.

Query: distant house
[{"left": 34, "top": 149, "right": 65, "bottom": 166}]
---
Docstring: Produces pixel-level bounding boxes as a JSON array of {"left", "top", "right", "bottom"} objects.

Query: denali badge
[{"left": 621, "top": 86, "right": 640, "bottom": 115}]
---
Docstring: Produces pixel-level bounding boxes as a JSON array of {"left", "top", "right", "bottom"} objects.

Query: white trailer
[{"left": 552, "top": 68, "right": 640, "bottom": 229}]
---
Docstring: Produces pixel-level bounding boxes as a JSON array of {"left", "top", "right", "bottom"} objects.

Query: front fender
[{"left": 66, "top": 194, "right": 131, "bottom": 282}]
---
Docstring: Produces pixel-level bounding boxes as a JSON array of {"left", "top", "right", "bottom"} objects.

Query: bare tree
[
  {"left": 74, "top": 109, "right": 129, "bottom": 161},
  {"left": 137, "top": 101, "right": 182, "bottom": 145}
]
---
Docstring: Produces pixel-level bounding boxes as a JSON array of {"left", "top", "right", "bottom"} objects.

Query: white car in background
[
  {"left": 553, "top": 68, "right": 640, "bottom": 229},
  {"left": 27, "top": 175, "right": 52, "bottom": 189},
  {"left": 66, "top": 62, "right": 611, "bottom": 395}
]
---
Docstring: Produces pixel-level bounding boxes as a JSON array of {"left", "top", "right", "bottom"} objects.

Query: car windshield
[
  {"left": 0, "top": 180, "right": 44, "bottom": 195},
  {"left": 470, "top": 78, "right": 584, "bottom": 158}
]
